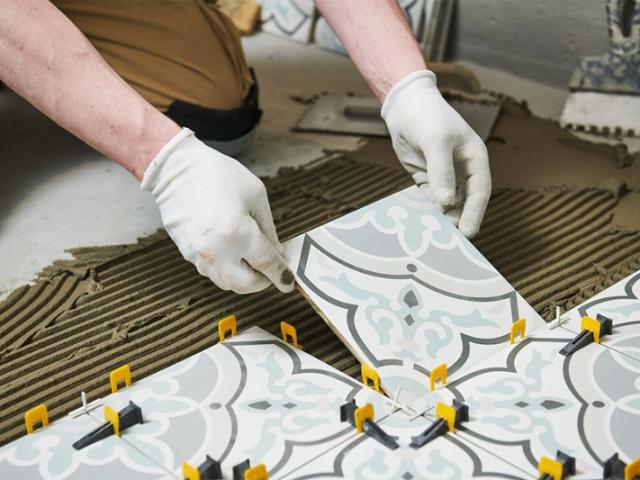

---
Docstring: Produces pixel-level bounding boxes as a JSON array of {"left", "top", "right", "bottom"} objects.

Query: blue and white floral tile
[
  {"left": 314, "top": 0, "right": 429, "bottom": 55},
  {"left": 279, "top": 404, "right": 534, "bottom": 480},
  {"left": 90, "top": 327, "right": 390, "bottom": 479},
  {"left": 259, "top": 0, "right": 316, "bottom": 43},
  {"left": 286, "top": 185, "right": 545, "bottom": 408},
  {"left": 0, "top": 410, "right": 174, "bottom": 480},
  {"left": 557, "top": 271, "right": 640, "bottom": 362},
  {"left": 444, "top": 325, "right": 639, "bottom": 479}
]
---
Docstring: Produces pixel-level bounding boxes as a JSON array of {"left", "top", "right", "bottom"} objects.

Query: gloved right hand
[
  {"left": 381, "top": 70, "right": 491, "bottom": 237},
  {"left": 141, "top": 128, "right": 294, "bottom": 294}
]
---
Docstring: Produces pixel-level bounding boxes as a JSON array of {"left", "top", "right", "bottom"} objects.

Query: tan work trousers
[{"left": 53, "top": 0, "right": 253, "bottom": 111}]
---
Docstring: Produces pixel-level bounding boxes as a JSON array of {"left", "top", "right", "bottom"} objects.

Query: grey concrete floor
[{"left": 0, "top": 32, "right": 569, "bottom": 300}]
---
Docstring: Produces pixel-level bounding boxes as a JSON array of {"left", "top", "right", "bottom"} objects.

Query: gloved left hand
[{"left": 381, "top": 70, "right": 491, "bottom": 237}]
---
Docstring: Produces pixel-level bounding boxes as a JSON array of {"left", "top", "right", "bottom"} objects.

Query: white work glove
[
  {"left": 381, "top": 70, "right": 491, "bottom": 237},
  {"left": 141, "top": 128, "right": 294, "bottom": 294}
]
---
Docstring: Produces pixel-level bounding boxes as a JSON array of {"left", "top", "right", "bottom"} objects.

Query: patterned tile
[
  {"left": 445, "top": 326, "right": 639, "bottom": 478},
  {"left": 286, "top": 186, "right": 544, "bottom": 408},
  {"left": 314, "top": 0, "right": 427, "bottom": 54},
  {"left": 280, "top": 406, "right": 533, "bottom": 479},
  {"left": 0, "top": 411, "right": 174, "bottom": 480},
  {"left": 558, "top": 271, "right": 640, "bottom": 362},
  {"left": 259, "top": 0, "right": 316, "bottom": 43},
  {"left": 90, "top": 327, "right": 390, "bottom": 479}
]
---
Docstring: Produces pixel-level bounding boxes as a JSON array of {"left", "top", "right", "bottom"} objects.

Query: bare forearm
[
  {"left": 0, "top": 0, "right": 179, "bottom": 179},
  {"left": 316, "top": 0, "right": 427, "bottom": 101}
]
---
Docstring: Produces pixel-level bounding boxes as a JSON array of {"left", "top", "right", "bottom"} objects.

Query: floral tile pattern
[
  {"left": 5, "top": 319, "right": 638, "bottom": 478},
  {"left": 286, "top": 186, "right": 545, "bottom": 406},
  {"left": 280, "top": 405, "right": 534, "bottom": 480},
  {"left": 445, "top": 326, "right": 639, "bottom": 478},
  {"left": 314, "top": 0, "right": 428, "bottom": 54},
  {"left": 259, "top": 0, "right": 316, "bottom": 43},
  {"left": 559, "top": 271, "right": 640, "bottom": 362},
  {"left": 4, "top": 182, "right": 638, "bottom": 478},
  {"left": 88, "top": 327, "right": 389, "bottom": 479},
  {"left": 0, "top": 410, "right": 174, "bottom": 480}
]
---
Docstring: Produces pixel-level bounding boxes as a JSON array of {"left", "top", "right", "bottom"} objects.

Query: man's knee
[{"left": 54, "top": 0, "right": 253, "bottom": 111}]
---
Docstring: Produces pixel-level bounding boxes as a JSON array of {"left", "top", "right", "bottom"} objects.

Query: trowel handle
[
  {"left": 607, "top": 0, "right": 639, "bottom": 55},
  {"left": 343, "top": 105, "right": 381, "bottom": 121}
]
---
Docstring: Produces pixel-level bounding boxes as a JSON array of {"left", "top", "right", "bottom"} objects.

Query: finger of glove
[
  {"left": 415, "top": 180, "right": 438, "bottom": 208},
  {"left": 393, "top": 138, "right": 425, "bottom": 173},
  {"left": 410, "top": 169, "right": 428, "bottom": 186},
  {"left": 423, "top": 144, "right": 456, "bottom": 207},
  {"left": 393, "top": 139, "right": 451, "bottom": 211},
  {"left": 220, "top": 260, "right": 271, "bottom": 294},
  {"left": 416, "top": 176, "right": 460, "bottom": 215},
  {"left": 251, "top": 203, "right": 284, "bottom": 255},
  {"left": 446, "top": 207, "right": 462, "bottom": 226},
  {"left": 192, "top": 253, "right": 231, "bottom": 291},
  {"left": 244, "top": 218, "right": 295, "bottom": 293},
  {"left": 456, "top": 144, "right": 491, "bottom": 238}
]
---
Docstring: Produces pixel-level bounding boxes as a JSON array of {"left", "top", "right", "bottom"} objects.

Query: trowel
[
  {"left": 294, "top": 64, "right": 502, "bottom": 142},
  {"left": 560, "top": 0, "right": 640, "bottom": 137},
  {"left": 294, "top": 93, "right": 501, "bottom": 142}
]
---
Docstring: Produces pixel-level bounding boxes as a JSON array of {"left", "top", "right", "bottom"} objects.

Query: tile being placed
[
  {"left": 280, "top": 403, "right": 533, "bottom": 480},
  {"left": 90, "top": 327, "right": 390, "bottom": 479},
  {"left": 286, "top": 186, "right": 544, "bottom": 408},
  {"left": 558, "top": 271, "right": 640, "bottom": 361},
  {"left": 0, "top": 411, "right": 174, "bottom": 480},
  {"left": 445, "top": 326, "right": 640, "bottom": 479},
  {"left": 259, "top": 0, "right": 316, "bottom": 43}
]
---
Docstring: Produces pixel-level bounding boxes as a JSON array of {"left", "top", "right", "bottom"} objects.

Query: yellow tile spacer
[
  {"left": 354, "top": 403, "right": 374, "bottom": 433},
  {"left": 24, "top": 404, "right": 49, "bottom": 434},
  {"left": 244, "top": 463, "right": 268, "bottom": 480},
  {"left": 104, "top": 405, "right": 120, "bottom": 436},
  {"left": 182, "top": 462, "right": 200, "bottom": 480},
  {"left": 430, "top": 363, "right": 447, "bottom": 391},
  {"left": 510, "top": 318, "right": 526, "bottom": 344},
  {"left": 581, "top": 316, "right": 602, "bottom": 343},
  {"left": 218, "top": 314, "right": 237, "bottom": 342},
  {"left": 280, "top": 321, "right": 302, "bottom": 349},
  {"left": 626, "top": 458, "right": 640, "bottom": 480},
  {"left": 435, "top": 402, "right": 457, "bottom": 432},
  {"left": 360, "top": 363, "right": 381, "bottom": 393},
  {"left": 538, "top": 456, "right": 562, "bottom": 480},
  {"left": 110, "top": 364, "right": 132, "bottom": 393}
]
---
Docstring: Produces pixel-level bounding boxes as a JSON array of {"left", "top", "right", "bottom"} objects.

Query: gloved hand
[
  {"left": 141, "top": 128, "right": 294, "bottom": 294},
  {"left": 381, "top": 70, "right": 491, "bottom": 237}
]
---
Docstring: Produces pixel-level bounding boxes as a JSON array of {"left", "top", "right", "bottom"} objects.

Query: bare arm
[
  {"left": 0, "top": 0, "right": 295, "bottom": 294},
  {"left": 316, "top": 0, "right": 491, "bottom": 238},
  {"left": 315, "top": 0, "right": 427, "bottom": 100},
  {"left": 0, "top": 0, "right": 180, "bottom": 180}
]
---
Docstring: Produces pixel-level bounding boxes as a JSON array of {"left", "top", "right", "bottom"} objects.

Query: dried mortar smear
[{"left": 1, "top": 101, "right": 639, "bottom": 446}]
